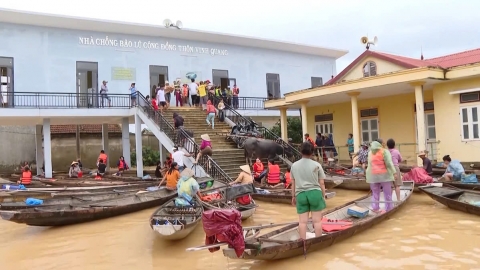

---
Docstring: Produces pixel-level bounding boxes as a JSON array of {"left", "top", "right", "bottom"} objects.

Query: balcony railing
[
  {"left": 220, "top": 96, "right": 267, "bottom": 110},
  {"left": 136, "top": 93, "right": 233, "bottom": 183},
  {"left": 2, "top": 92, "right": 132, "bottom": 108}
]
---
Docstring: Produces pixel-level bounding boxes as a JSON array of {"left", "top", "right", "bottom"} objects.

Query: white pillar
[
  {"left": 300, "top": 102, "right": 308, "bottom": 138},
  {"left": 159, "top": 141, "right": 164, "bottom": 163},
  {"left": 412, "top": 81, "right": 426, "bottom": 166},
  {"left": 35, "top": 125, "right": 44, "bottom": 176},
  {"left": 122, "top": 118, "right": 131, "bottom": 167},
  {"left": 102, "top": 123, "right": 109, "bottom": 170},
  {"left": 135, "top": 114, "right": 143, "bottom": 177},
  {"left": 348, "top": 92, "right": 361, "bottom": 152},
  {"left": 279, "top": 107, "right": 288, "bottom": 141},
  {"left": 43, "top": 119, "right": 53, "bottom": 178}
]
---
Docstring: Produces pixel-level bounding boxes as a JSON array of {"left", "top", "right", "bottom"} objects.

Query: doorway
[
  {"left": 76, "top": 62, "right": 98, "bottom": 108},
  {"left": 0, "top": 57, "right": 14, "bottom": 107},
  {"left": 212, "top": 69, "right": 229, "bottom": 89},
  {"left": 266, "top": 73, "right": 281, "bottom": 99},
  {"left": 149, "top": 65, "right": 169, "bottom": 97}
]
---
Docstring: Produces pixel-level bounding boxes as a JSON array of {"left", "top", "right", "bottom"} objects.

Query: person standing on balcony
[
  {"left": 205, "top": 100, "right": 217, "bottom": 129},
  {"left": 346, "top": 133, "right": 354, "bottom": 160},
  {"left": 188, "top": 79, "right": 199, "bottom": 107},
  {"left": 100, "top": 80, "right": 111, "bottom": 107},
  {"left": 129, "top": 83, "right": 137, "bottom": 107},
  {"left": 198, "top": 81, "right": 208, "bottom": 110},
  {"left": 232, "top": 85, "right": 239, "bottom": 109}
]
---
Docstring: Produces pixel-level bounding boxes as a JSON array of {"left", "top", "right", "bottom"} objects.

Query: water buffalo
[{"left": 243, "top": 138, "right": 285, "bottom": 165}]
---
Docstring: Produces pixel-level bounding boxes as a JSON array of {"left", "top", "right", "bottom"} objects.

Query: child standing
[
  {"left": 175, "top": 88, "right": 183, "bottom": 107},
  {"left": 182, "top": 84, "right": 189, "bottom": 107},
  {"left": 151, "top": 95, "right": 159, "bottom": 120},
  {"left": 387, "top": 138, "right": 403, "bottom": 201},
  {"left": 205, "top": 100, "right": 216, "bottom": 129}
]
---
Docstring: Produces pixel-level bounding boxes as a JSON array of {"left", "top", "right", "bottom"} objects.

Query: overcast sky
[{"left": 1, "top": 0, "right": 479, "bottom": 72}]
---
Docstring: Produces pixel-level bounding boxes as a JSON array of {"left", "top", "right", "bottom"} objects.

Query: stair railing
[
  {"left": 136, "top": 92, "right": 233, "bottom": 183},
  {"left": 212, "top": 96, "right": 302, "bottom": 162}
]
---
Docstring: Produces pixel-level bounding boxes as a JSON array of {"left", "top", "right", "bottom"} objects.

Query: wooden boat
[
  {"left": 216, "top": 181, "right": 414, "bottom": 260},
  {"left": 0, "top": 189, "right": 143, "bottom": 210},
  {"left": 39, "top": 178, "right": 157, "bottom": 187},
  {"left": 252, "top": 189, "right": 336, "bottom": 204},
  {"left": 150, "top": 198, "right": 203, "bottom": 240},
  {"left": 0, "top": 188, "right": 177, "bottom": 226},
  {"left": 419, "top": 184, "right": 480, "bottom": 216},
  {"left": 196, "top": 181, "right": 257, "bottom": 221},
  {"left": 335, "top": 177, "right": 370, "bottom": 191}
]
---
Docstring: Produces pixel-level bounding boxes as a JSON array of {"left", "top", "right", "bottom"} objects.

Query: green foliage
[
  {"left": 130, "top": 147, "right": 160, "bottom": 167},
  {"left": 269, "top": 117, "right": 303, "bottom": 143}
]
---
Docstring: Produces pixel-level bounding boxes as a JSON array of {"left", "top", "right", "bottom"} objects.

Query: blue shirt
[
  {"left": 446, "top": 160, "right": 464, "bottom": 176},
  {"left": 130, "top": 87, "right": 136, "bottom": 97},
  {"left": 347, "top": 138, "right": 354, "bottom": 152}
]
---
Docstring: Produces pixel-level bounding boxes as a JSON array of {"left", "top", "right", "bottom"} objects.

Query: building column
[
  {"left": 102, "top": 124, "right": 109, "bottom": 170},
  {"left": 75, "top": 125, "right": 81, "bottom": 160},
  {"left": 135, "top": 114, "right": 143, "bottom": 177},
  {"left": 300, "top": 102, "right": 308, "bottom": 138},
  {"left": 348, "top": 92, "right": 361, "bottom": 153},
  {"left": 43, "top": 119, "right": 53, "bottom": 178},
  {"left": 122, "top": 118, "right": 131, "bottom": 167},
  {"left": 412, "top": 81, "right": 426, "bottom": 166},
  {"left": 159, "top": 141, "right": 164, "bottom": 163},
  {"left": 279, "top": 107, "right": 288, "bottom": 141},
  {"left": 35, "top": 125, "right": 44, "bottom": 176}
]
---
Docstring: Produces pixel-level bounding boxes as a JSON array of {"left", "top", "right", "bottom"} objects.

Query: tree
[{"left": 269, "top": 117, "right": 303, "bottom": 143}]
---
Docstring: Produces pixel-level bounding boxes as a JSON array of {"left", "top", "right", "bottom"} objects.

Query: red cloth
[
  {"left": 203, "top": 209, "right": 244, "bottom": 257},
  {"left": 402, "top": 167, "right": 433, "bottom": 183}
]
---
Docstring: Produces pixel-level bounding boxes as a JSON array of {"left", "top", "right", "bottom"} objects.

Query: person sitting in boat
[
  {"left": 229, "top": 165, "right": 253, "bottom": 186},
  {"left": 266, "top": 159, "right": 282, "bottom": 187},
  {"left": 366, "top": 139, "right": 396, "bottom": 213},
  {"left": 290, "top": 142, "right": 327, "bottom": 240},
  {"left": 97, "top": 159, "right": 107, "bottom": 178},
  {"left": 69, "top": 161, "right": 82, "bottom": 178},
  {"left": 284, "top": 167, "right": 292, "bottom": 189},
  {"left": 159, "top": 162, "right": 180, "bottom": 190},
  {"left": 97, "top": 150, "right": 108, "bottom": 167},
  {"left": 418, "top": 151, "right": 433, "bottom": 175},
  {"left": 253, "top": 158, "right": 266, "bottom": 184},
  {"left": 116, "top": 156, "right": 129, "bottom": 176},
  {"left": 442, "top": 155, "right": 464, "bottom": 181},
  {"left": 176, "top": 169, "right": 202, "bottom": 205},
  {"left": 17, "top": 165, "right": 32, "bottom": 185},
  {"left": 155, "top": 161, "right": 163, "bottom": 178},
  {"left": 163, "top": 156, "right": 172, "bottom": 169}
]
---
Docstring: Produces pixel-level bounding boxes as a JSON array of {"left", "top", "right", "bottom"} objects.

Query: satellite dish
[
  {"left": 175, "top": 20, "right": 183, "bottom": 29},
  {"left": 163, "top": 19, "right": 172, "bottom": 28}
]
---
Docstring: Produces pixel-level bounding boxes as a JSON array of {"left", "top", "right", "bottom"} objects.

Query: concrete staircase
[{"left": 163, "top": 107, "right": 288, "bottom": 180}]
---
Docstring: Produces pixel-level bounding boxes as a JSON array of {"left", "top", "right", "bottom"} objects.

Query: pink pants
[{"left": 370, "top": 181, "right": 393, "bottom": 211}]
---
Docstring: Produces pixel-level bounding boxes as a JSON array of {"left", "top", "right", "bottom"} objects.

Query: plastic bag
[
  {"left": 202, "top": 209, "right": 244, "bottom": 257},
  {"left": 25, "top": 198, "right": 43, "bottom": 206},
  {"left": 461, "top": 174, "right": 478, "bottom": 183},
  {"left": 402, "top": 167, "right": 433, "bottom": 183}
]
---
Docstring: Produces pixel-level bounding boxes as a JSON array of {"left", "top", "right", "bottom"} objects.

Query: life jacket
[
  {"left": 370, "top": 149, "right": 387, "bottom": 174},
  {"left": 215, "top": 88, "right": 221, "bottom": 96},
  {"left": 267, "top": 164, "right": 281, "bottom": 184},
  {"left": 253, "top": 163, "right": 264, "bottom": 177},
  {"left": 306, "top": 137, "right": 317, "bottom": 147},
  {"left": 182, "top": 86, "right": 188, "bottom": 97},
  {"left": 21, "top": 171, "right": 32, "bottom": 185},
  {"left": 284, "top": 172, "right": 291, "bottom": 188},
  {"left": 98, "top": 153, "right": 108, "bottom": 163},
  {"left": 118, "top": 160, "right": 125, "bottom": 169}
]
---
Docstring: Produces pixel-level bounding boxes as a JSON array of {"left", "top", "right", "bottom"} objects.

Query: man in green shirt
[{"left": 290, "top": 142, "right": 327, "bottom": 240}]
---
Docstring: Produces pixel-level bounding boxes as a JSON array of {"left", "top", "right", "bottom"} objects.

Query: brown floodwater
[{"left": 1, "top": 190, "right": 480, "bottom": 270}]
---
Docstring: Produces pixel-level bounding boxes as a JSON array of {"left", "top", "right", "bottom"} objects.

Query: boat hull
[
  {"left": 337, "top": 178, "right": 370, "bottom": 191},
  {"left": 240, "top": 207, "right": 256, "bottom": 220},
  {"left": 252, "top": 192, "right": 336, "bottom": 205},
  {"left": 152, "top": 220, "right": 201, "bottom": 240},
  {"left": 39, "top": 179, "right": 157, "bottom": 187},
  {"left": 420, "top": 185, "right": 480, "bottom": 216}
]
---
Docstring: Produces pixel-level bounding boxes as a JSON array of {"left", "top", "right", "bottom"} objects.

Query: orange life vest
[
  {"left": 98, "top": 153, "right": 108, "bottom": 164},
  {"left": 267, "top": 164, "right": 281, "bottom": 184},
  {"left": 21, "top": 171, "right": 32, "bottom": 185},
  {"left": 306, "top": 137, "right": 317, "bottom": 147},
  {"left": 284, "top": 172, "right": 291, "bottom": 188},
  {"left": 119, "top": 160, "right": 125, "bottom": 169},
  {"left": 253, "top": 163, "right": 264, "bottom": 177},
  {"left": 182, "top": 86, "right": 188, "bottom": 97},
  {"left": 370, "top": 149, "right": 387, "bottom": 174}
]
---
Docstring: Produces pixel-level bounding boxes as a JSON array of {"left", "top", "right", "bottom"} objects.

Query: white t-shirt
[
  {"left": 189, "top": 83, "right": 198, "bottom": 95},
  {"left": 157, "top": 89, "right": 166, "bottom": 102},
  {"left": 172, "top": 151, "right": 185, "bottom": 167}
]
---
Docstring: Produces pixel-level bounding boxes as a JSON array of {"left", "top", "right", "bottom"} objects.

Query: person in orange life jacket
[
  {"left": 69, "top": 161, "right": 82, "bottom": 178},
  {"left": 116, "top": 156, "right": 129, "bottom": 176},
  {"left": 266, "top": 159, "right": 282, "bottom": 186},
  {"left": 17, "top": 165, "right": 32, "bottom": 185},
  {"left": 252, "top": 158, "right": 266, "bottom": 184},
  {"left": 97, "top": 159, "right": 107, "bottom": 178},
  {"left": 97, "top": 150, "right": 108, "bottom": 167},
  {"left": 284, "top": 167, "right": 292, "bottom": 189},
  {"left": 366, "top": 139, "right": 396, "bottom": 213}
]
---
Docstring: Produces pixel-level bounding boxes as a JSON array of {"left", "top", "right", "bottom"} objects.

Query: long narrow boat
[
  {"left": 39, "top": 178, "right": 157, "bottom": 187},
  {"left": 150, "top": 198, "right": 203, "bottom": 240},
  {"left": 0, "top": 188, "right": 177, "bottom": 226},
  {"left": 419, "top": 184, "right": 480, "bottom": 216},
  {"left": 336, "top": 177, "right": 370, "bottom": 191},
  {"left": 252, "top": 189, "right": 336, "bottom": 204},
  {"left": 196, "top": 181, "right": 257, "bottom": 221},
  {"left": 194, "top": 181, "right": 414, "bottom": 260}
]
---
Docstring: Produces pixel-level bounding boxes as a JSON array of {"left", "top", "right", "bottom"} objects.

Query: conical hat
[
  {"left": 201, "top": 134, "right": 211, "bottom": 141},
  {"left": 180, "top": 168, "right": 195, "bottom": 178},
  {"left": 240, "top": 165, "right": 251, "bottom": 174}
]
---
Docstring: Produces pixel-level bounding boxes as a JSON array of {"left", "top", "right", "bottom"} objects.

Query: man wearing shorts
[
  {"left": 290, "top": 142, "right": 327, "bottom": 240},
  {"left": 188, "top": 79, "right": 199, "bottom": 107}
]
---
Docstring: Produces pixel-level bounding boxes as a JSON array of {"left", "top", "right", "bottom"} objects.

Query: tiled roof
[
  {"left": 326, "top": 47, "right": 480, "bottom": 85},
  {"left": 51, "top": 124, "right": 122, "bottom": 134}
]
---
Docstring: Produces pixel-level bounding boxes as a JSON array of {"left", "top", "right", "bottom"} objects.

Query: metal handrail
[
  {"left": 4, "top": 92, "right": 132, "bottom": 108},
  {"left": 212, "top": 96, "right": 302, "bottom": 162},
  {"left": 135, "top": 92, "right": 233, "bottom": 183}
]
